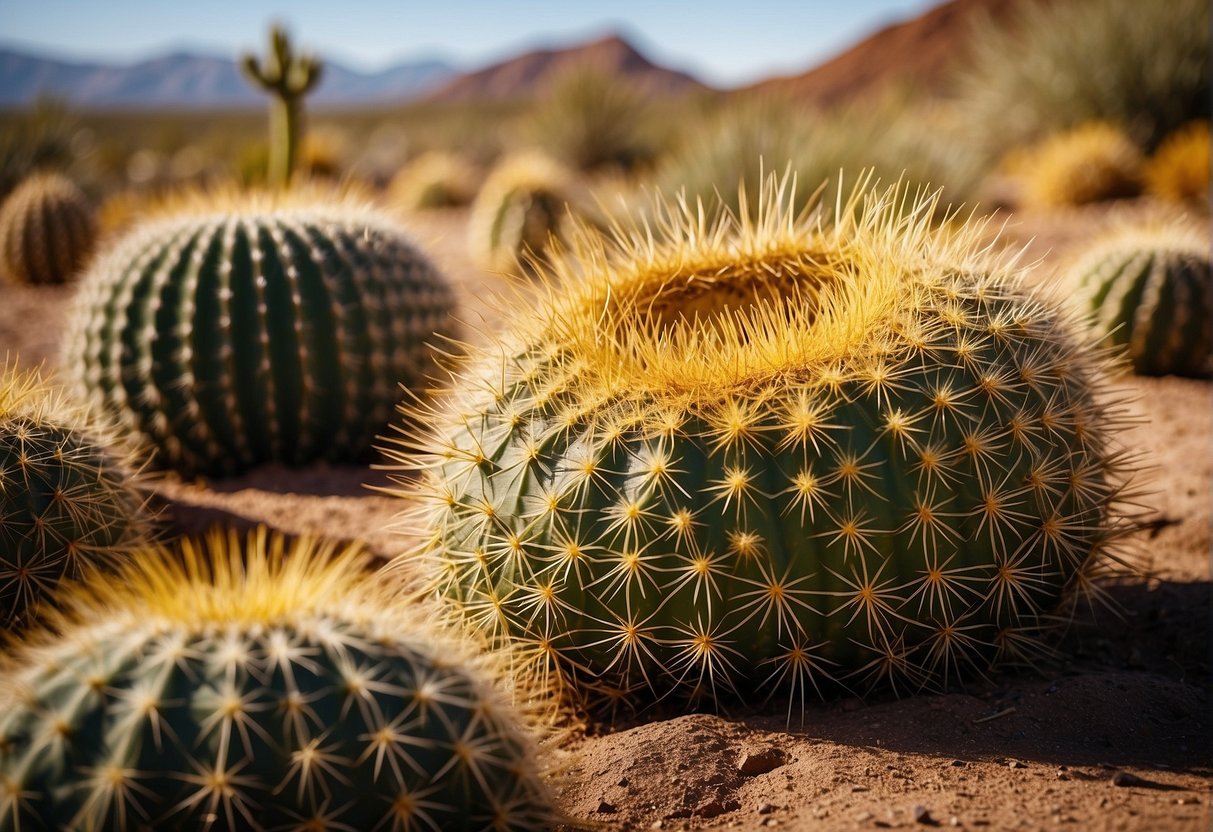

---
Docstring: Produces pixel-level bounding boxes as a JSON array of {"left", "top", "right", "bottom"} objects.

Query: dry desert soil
[{"left": 1, "top": 205, "right": 1209, "bottom": 831}]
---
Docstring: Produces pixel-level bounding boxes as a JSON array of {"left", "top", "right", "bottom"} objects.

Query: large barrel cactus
[
  {"left": 1070, "top": 221, "right": 1211, "bottom": 377},
  {"left": 469, "top": 152, "right": 578, "bottom": 274},
  {"left": 389, "top": 178, "right": 1138, "bottom": 711},
  {"left": 0, "top": 529, "right": 559, "bottom": 831},
  {"left": 65, "top": 189, "right": 457, "bottom": 478},
  {"left": 0, "top": 360, "right": 148, "bottom": 632},
  {"left": 0, "top": 171, "right": 97, "bottom": 285}
]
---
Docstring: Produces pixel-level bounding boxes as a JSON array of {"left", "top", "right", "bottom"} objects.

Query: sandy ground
[{"left": 1, "top": 204, "right": 1208, "bottom": 831}]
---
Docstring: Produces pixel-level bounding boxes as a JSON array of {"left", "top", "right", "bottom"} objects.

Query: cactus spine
[
  {"left": 0, "top": 172, "right": 97, "bottom": 285},
  {"left": 389, "top": 178, "right": 1138, "bottom": 711},
  {"left": 0, "top": 360, "right": 148, "bottom": 632},
  {"left": 1072, "top": 221, "right": 1211, "bottom": 377},
  {"left": 241, "top": 25, "right": 323, "bottom": 187},
  {"left": 65, "top": 188, "right": 457, "bottom": 478},
  {"left": 0, "top": 529, "right": 560, "bottom": 831}
]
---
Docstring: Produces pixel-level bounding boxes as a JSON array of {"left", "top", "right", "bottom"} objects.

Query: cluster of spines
[
  {"left": 0, "top": 172, "right": 97, "bottom": 285},
  {"left": 1071, "top": 221, "right": 1212, "bottom": 377},
  {"left": 389, "top": 179, "right": 1139, "bottom": 715},
  {"left": 1019, "top": 121, "right": 1143, "bottom": 209},
  {"left": 0, "top": 359, "right": 148, "bottom": 632},
  {"left": 65, "top": 192, "right": 457, "bottom": 477},
  {"left": 0, "top": 529, "right": 560, "bottom": 831}
]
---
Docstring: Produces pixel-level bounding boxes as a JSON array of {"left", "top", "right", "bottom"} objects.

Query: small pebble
[
  {"left": 596, "top": 800, "right": 617, "bottom": 814},
  {"left": 950, "top": 759, "right": 967, "bottom": 767},
  {"left": 1008, "top": 759, "right": 1027, "bottom": 769},
  {"left": 617, "top": 776, "right": 630, "bottom": 787},
  {"left": 1110, "top": 771, "right": 1149, "bottom": 788},
  {"left": 1176, "top": 796, "right": 1200, "bottom": 805},
  {"left": 757, "top": 803, "right": 776, "bottom": 815},
  {"left": 913, "top": 804, "right": 934, "bottom": 824},
  {"left": 950, "top": 817, "right": 961, "bottom": 827}
]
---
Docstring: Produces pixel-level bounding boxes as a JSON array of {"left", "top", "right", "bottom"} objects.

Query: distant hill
[
  {"left": 743, "top": 0, "right": 1047, "bottom": 104},
  {"left": 427, "top": 34, "right": 709, "bottom": 102},
  {"left": 0, "top": 47, "right": 456, "bottom": 109}
]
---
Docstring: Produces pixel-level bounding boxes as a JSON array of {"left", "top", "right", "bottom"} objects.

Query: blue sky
[{"left": 0, "top": 0, "right": 939, "bottom": 86}]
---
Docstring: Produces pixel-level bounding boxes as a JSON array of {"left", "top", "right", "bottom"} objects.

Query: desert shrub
[
  {"left": 1144, "top": 120, "right": 1210, "bottom": 209},
  {"left": 657, "top": 96, "right": 982, "bottom": 219},
  {"left": 527, "top": 66, "right": 661, "bottom": 174},
  {"left": 1018, "top": 122, "right": 1144, "bottom": 209},
  {"left": 0, "top": 97, "right": 82, "bottom": 198},
  {"left": 954, "top": 0, "right": 1209, "bottom": 158}
]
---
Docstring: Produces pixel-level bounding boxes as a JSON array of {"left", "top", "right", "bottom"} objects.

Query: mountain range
[{"left": 0, "top": 0, "right": 1019, "bottom": 109}]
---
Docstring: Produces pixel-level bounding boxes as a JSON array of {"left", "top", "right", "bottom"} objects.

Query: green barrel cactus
[
  {"left": 0, "top": 529, "right": 560, "bottom": 831},
  {"left": 0, "top": 172, "right": 97, "bottom": 285},
  {"left": 1071, "top": 221, "right": 1211, "bottom": 377},
  {"left": 0, "top": 360, "right": 148, "bottom": 632},
  {"left": 389, "top": 177, "right": 1138, "bottom": 712},
  {"left": 241, "top": 25, "right": 323, "bottom": 187},
  {"left": 64, "top": 188, "right": 457, "bottom": 478},
  {"left": 469, "top": 152, "right": 578, "bottom": 274}
]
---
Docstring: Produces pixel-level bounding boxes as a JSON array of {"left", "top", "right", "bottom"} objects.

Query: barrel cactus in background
[
  {"left": 0, "top": 529, "right": 561, "bottom": 831},
  {"left": 241, "top": 25, "right": 323, "bottom": 187},
  {"left": 0, "top": 171, "right": 97, "bottom": 285},
  {"left": 1070, "top": 221, "right": 1211, "bottom": 377},
  {"left": 390, "top": 150, "right": 479, "bottom": 210},
  {"left": 64, "top": 187, "right": 457, "bottom": 478},
  {"left": 0, "top": 360, "right": 148, "bottom": 632},
  {"left": 469, "top": 152, "right": 579, "bottom": 274},
  {"left": 1144, "top": 120, "right": 1211, "bottom": 209},
  {"left": 1019, "top": 122, "right": 1143, "bottom": 209},
  {"left": 388, "top": 177, "right": 1139, "bottom": 713}
]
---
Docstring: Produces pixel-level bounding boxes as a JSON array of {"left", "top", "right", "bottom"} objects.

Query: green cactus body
[
  {"left": 469, "top": 153, "right": 577, "bottom": 274},
  {"left": 391, "top": 179, "right": 1136, "bottom": 710},
  {"left": 0, "top": 172, "right": 97, "bottom": 285},
  {"left": 0, "top": 531, "right": 558, "bottom": 831},
  {"left": 0, "top": 363, "right": 147, "bottom": 632},
  {"left": 1074, "top": 224, "right": 1212, "bottom": 377},
  {"left": 65, "top": 192, "right": 456, "bottom": 478},
  {"left": 241, "top": 26, "right": 323, "bottom": 187}
]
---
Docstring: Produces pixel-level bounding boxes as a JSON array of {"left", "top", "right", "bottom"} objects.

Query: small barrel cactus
[
  {"left": 64, "top": 187, "right": 457, "bottom": 478},
  {"left": 0, "top": 172, "right": 97, "bottom": 285},
  {"left": 1144, "top": 120, "right": 1211, "bottom": 209},
  {"left": 390, "top": 151, "right": 478, "bottom": 211},
  {"left": 0, "top": 529, "right": 560, "bottom": 831},
  {"left": 469, "top": 152, "right": 579, "bottom": 274},
  {"left": 1019, "top": 122, "right": 1143, "bottom": 209},
  {"left": 241, "top": 25, "right": 323, "bottom": 187},
  {"left": 1070, "top": 221, "right": 1211, "bottom": 377},
  {"left": 0, "top": 360, "right": 148, "bottom": 632},
  {"left": 389, "top": 177, "right": 1138, "bottom": 712}
]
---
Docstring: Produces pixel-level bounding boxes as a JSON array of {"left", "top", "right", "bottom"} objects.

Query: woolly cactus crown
[{"left": 389, "top": 175, "right": 1140, "bottom": 713}]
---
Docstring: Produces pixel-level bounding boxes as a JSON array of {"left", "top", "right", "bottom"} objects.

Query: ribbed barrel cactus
[
  {"left": 469, "top": 152, "right": 578, "bottom": 274},
  {"left": 0, "top": 529, "right": 560, "bottom": 831},
  {"left": 0, "top": 171, "right": 97, "bottom": 285},
  {"left": 1071, "top": 221, "right": 1211, "bottom": 377},
  {"left": 389, "top": 177, "right": 1138, "bottom": 712},
  {"left": 64, "top": 188, "right": 457, "bottom": 478},
  {"left": 0, "top": 360, "right": 148, "bottom": 632}
]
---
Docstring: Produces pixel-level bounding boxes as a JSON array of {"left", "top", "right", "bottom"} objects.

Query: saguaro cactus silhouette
[{"left": 241, "top": 25, "right": 323, "bottom": 187}]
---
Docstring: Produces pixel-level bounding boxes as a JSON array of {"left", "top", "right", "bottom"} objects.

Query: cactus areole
[
  {"left": 390, "top": 178, "right": 1136, "bottom": 712},
  {"left": 64, "top": 190, "right": 457, "bottom": 478},
  {"left": 0, "top": 530, "right": 559, "bottom": 831}
]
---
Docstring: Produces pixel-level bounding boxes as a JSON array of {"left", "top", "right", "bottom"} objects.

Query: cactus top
[
  {"left": 0, "top": 529, "right": 560, "bottom": 831},
  {"left": 65, "top": 186, "right": 457, "bottom": 477}
]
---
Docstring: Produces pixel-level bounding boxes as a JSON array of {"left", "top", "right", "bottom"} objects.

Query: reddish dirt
[{"left": 1, "top": 204, "right": 1208, "bottom": 831}]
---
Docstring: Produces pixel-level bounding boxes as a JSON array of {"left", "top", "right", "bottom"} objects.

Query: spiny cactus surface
[
  {"left": 1073, "top": 221, "right": 1212, "bottom": 377},
  {"left": 469, "top": 152, "right": 578, "bottom": 274},
  {"left": 0, "top": 171, "right": 96, "bottom": 285},
  {"left": 0, "top": 529, "right": 559, "bottom": 831},
  {"left": 65, "top": 188, "right": 457, "bottom": 478},
  {"left": 389, "top": 177, "right": 1139, "bottom": 713},
  {"left": 0, "top": 360, "right": 147, "bottom": 632},
  {"left": 241, "top": 25, "right": 323, "bottom": 187}
]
